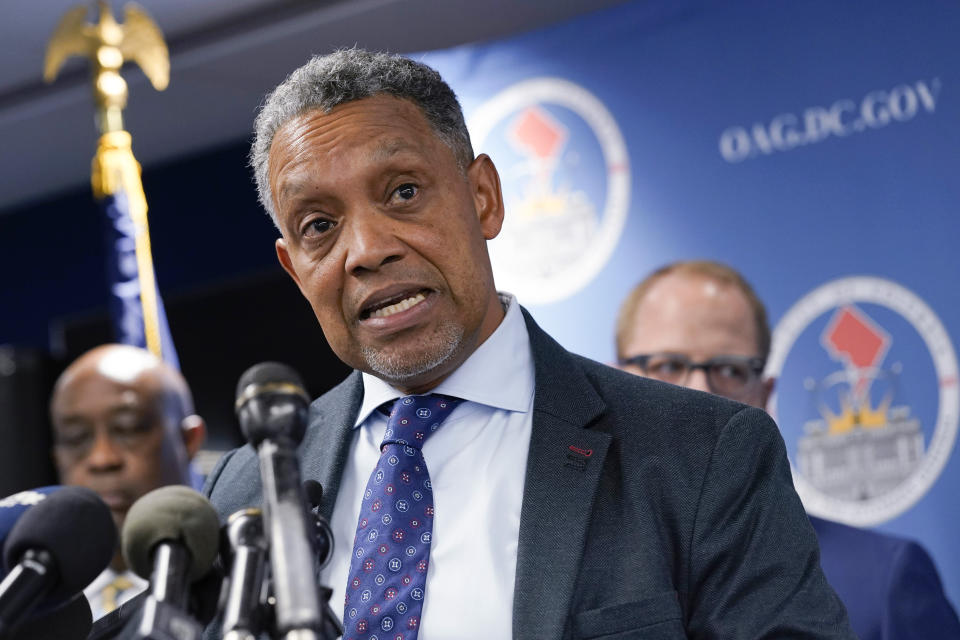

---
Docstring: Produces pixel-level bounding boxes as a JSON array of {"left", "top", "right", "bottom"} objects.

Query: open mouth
[{"left": 360, "top": 289, "right": 430, "bottom": 320}]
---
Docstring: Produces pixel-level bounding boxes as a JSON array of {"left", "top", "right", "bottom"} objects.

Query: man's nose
[
  {"left": 343, "top": 210, "right": 405, "bottom": 275},
  {"left": 685, "top": 368, "right": 712, "bottom": 394},
  {"left": 86, "top": 431, "right": 123, "bottom": 472}
]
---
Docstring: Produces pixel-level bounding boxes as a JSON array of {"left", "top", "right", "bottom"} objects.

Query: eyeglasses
[{"left": 619, "top": 352, "right": 765, "bottom": 398}]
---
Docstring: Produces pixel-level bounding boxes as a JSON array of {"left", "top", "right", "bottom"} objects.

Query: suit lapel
[
  {"left": 299, "top": 370, "right": 364, "bottom": 522},
  {"left": 514, "top": 311, "right": 612, "bottom": 640},
  {"left": 295, "top": 312, "right": 609, "bottom": 638}
]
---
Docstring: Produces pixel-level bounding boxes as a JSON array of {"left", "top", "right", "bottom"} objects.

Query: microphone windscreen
[
  {"left": 303, "top": 480, "right": 324, "bottom": 509},
  {"left": 235, "top": 362, "right": 311, "bottom": 445},
  {"left": 7, "top": 592, "right": 92, "bottom": 640},
  {"left": 121, "top": 485, "right": 219, "bottom": 582},
  {"left": 0, "top": 487, "right": 62, "bottom": 580},
  {"left": 3, "top": 486, "right": 116, "bottom": 602},
  {"left": 236, "top": 362, "right": 306, "bottom": 399}
]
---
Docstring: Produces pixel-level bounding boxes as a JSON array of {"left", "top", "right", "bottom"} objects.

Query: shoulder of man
[
  {"left": 568, "top": 351, "right": 777, "bottom": 506},
  {"left": 573, "top": 352, "right": 752, "bottom": 441},
  {"left": 812, "top": 516, "right": 960, "bottom": 638},
  {"left": 532, "top": 333, "right": 852, "bottom": 637},
  {"left": 523, "top": 308, "right": 771, "bottom": 499},
  {"left": 523, "top": 304, "right": 752, "bottom": 440}
]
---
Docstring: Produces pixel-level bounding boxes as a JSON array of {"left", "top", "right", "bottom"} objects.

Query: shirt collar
[{"left": 354, "top": 293, "right": 533, "bottom": 427}]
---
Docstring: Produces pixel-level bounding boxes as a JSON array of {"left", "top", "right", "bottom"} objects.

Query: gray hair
[{"left": 250, "top": 48, "right": 475, "bottom": 226}]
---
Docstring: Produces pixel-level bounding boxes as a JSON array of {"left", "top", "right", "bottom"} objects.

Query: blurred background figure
[
  {"left": 49, "top": 343, "right": 206, "bottom": 619},
  {"left": 615, "top": 260, "right": 960, "bottom": 640}
]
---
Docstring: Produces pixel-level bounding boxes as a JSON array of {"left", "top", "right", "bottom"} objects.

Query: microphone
[
  {"left": 235, "top": 362, "right": 325, "bottom": 639},
  {"left": 0, "top": 487, "right": 62, "bottom": 582},
  {"left": 301, "top": 480, "right": 323, "bottom": 514},
  {"left": 302, "top": 481, "right": 334, "bottom": 570},
  {"left": 0, "top": 486, "right": 115, "bottom": 636},
  {"left": 5, "top": 592, "right": 92, "bottom": 640},
  {"left": 0, "top": 488, "right": 96, "bottom": 639},
  {"left": 120, "top": 485, "right": 220, "bottom": 640},
  {"left": 220, "top": 509, "right": 268, "bottom": 640},
  {"left": 235, "top": 362, "right": 310, "bottom": 447}
]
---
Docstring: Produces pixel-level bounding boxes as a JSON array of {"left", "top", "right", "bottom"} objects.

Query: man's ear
[
  {"left": 276, "top": 237, "right": 302, "bottom": 288},
  {"left": 760, "top": 377, "right": 776, "bottom": 412},
  {"left": 467, "top": 154, "right": 505, "bottom": 241},
  {"left": 180, "top": 415, "right": 206, "bottom": 460}
]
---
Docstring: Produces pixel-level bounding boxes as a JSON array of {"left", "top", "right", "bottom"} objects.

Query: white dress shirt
[
  {"left": 319, "top": 293, "right": 535, "bottom": 639},
  {"left": 84, "top": 566, "right": 148, "bottom": 620}
]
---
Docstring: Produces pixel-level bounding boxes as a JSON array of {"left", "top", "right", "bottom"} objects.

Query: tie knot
[
  {"left": 110, "top": 575, "right": 134, "bottom": 591},
  {"left": 380, "top": 394, "right": 462, "bottom": 451}
]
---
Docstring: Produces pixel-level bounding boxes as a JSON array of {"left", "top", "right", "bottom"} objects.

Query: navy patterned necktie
[{"left": 344, "top": 394, "right": 462, "bottom": 639}]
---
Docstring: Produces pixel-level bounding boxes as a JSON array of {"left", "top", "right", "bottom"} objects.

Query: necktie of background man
[
  {"left": 343, "top": 395, "right": 462, "bottom": 638},
  {"left": 100, "top": 575, "right": 134, "bottom": 615}
]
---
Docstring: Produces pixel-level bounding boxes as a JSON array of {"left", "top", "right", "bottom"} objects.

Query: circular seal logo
[
  {"left": 469, "top": 77, "right": 630, "bottom": 304},
  {"left": 767, "top": 276, "right": 958, "bottom": 526}
]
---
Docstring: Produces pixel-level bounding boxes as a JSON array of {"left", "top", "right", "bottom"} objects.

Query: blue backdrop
[{"left": 419, "top": 0, "right": 960, "bottom": 606}]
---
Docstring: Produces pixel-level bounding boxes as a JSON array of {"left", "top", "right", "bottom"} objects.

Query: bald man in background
[
  {"left": 50, "top": 344, "right": 206, "bottom": 619},
  {"left": 615, "top": 260, "right": 960, "bottom": 640}
]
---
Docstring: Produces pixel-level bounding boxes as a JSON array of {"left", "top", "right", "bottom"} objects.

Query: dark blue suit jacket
[{"left": 812, "top": 516, "right": 960, "bottom": 639}]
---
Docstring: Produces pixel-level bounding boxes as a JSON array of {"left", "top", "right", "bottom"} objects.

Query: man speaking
[{"left": 205, "top": 49, "right": 854, "bottom": 639}]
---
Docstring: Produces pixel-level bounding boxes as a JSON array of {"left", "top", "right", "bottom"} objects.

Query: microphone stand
[
  {"left": 255, "top": 443, "right": 341, "bottom": 640},
  {"left": 258, "top": 438, "right": 322, "bottom": 640},
  {"left": 235, "top": 365, "right": 341, "bottom": 640},
  {"left": 121, "top": 542, "right": 203, "bottom": 640},
  {"left": 221, "top": 509, "right": 267, "bottom": 640}
]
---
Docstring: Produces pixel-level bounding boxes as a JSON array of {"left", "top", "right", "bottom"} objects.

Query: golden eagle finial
[{"left": 44, "top": 2, "right": 169, "bottom": 133}]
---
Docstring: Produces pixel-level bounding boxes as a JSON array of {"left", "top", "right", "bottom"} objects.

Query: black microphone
[
  {"left": 0, "top": 486, "right": 66, "bottom": 623},
  {"left": 0, "top": 486, "right": 115, "bottom": 636},
  {"left": 235, "top": 362, "right": 324, "bottom": 639},
  {"left": 0, "top": 489, "right": 96, "bottom": 639},
  {"left": 220, "top": 508, "right": 268, "bottom": 640},
  {"left": 119, "top": 485, "right": 220, "bottom": 640},
  {"left": 302, "top": 481, "right": 334, "bottom": 571},
  {"left": 301, "top": 481, "right": 323, "bottom": 514},
  {"left": 5, "top": 592, "right": 92, "bottom": 640},
  {"left": 0, "top": 487, "right": 63, "bottom": 573}
]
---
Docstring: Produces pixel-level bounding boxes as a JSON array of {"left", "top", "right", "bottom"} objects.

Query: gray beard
[{"left": 360, "top": 320, "right": 465, "bottom": 385}]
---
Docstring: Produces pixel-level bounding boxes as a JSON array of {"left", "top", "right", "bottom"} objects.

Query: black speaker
[{"left": 0, "top": 347, "right": 57, "bottom": 496}]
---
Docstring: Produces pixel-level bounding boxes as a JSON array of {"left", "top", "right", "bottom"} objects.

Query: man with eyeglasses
[{"left": 616, "top": 259, "right": 960, "bottom": 640}]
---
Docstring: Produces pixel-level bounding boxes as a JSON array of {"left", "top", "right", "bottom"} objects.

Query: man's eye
[
  {"left": 304, "top": 218, "right": 335, "bottom": 237},
  {"left": 56, "top": 431, "right": 91, "bottom": 449},
  {"left": 714, "top": 363, "right": 750, "bottom": 383},
  {"left": 111, "top": 423, "right": 151, "bottom": 445},
  {"left": 112, "top": 419, "right": 150, "bottom": 435},
  {"left": 648, "top": 358, "right": 687, "bottom": 377},
  {"left": 392, "top": 183, "right": 418, "bottom": 202}
]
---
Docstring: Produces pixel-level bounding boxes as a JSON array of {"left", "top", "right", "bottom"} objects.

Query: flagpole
[
  {"left": 91, "top": 131, "right": 162, "bottom": 357},
  {"left": 44, "top": 1, "right": 171, "bottom": 360}
]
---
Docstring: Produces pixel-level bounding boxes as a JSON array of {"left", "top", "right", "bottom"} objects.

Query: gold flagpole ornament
[
  {"left": 44, "top": 1, "right": 169, "bottom": 133},
  {"left": 43, "top": 2, "right": 169, "bottom": 358}
]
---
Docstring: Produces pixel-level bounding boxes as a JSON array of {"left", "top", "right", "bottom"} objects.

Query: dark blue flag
[
  {"left": 99, "top": 187, "right": 179, "bottom": 369},
  {"left": 92, "top": 130, "right": 178, "bottom": 368}
]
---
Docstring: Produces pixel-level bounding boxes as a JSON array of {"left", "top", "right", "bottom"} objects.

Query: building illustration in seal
[
  {"left": 468, "top": 77, "right": 630, "bottom": 305},
  {"left": 796, "top": 305, "right": 924, "bottom": 501},
  {"left": 498, "top": 105, "right": 599, "bottom": 284}
]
